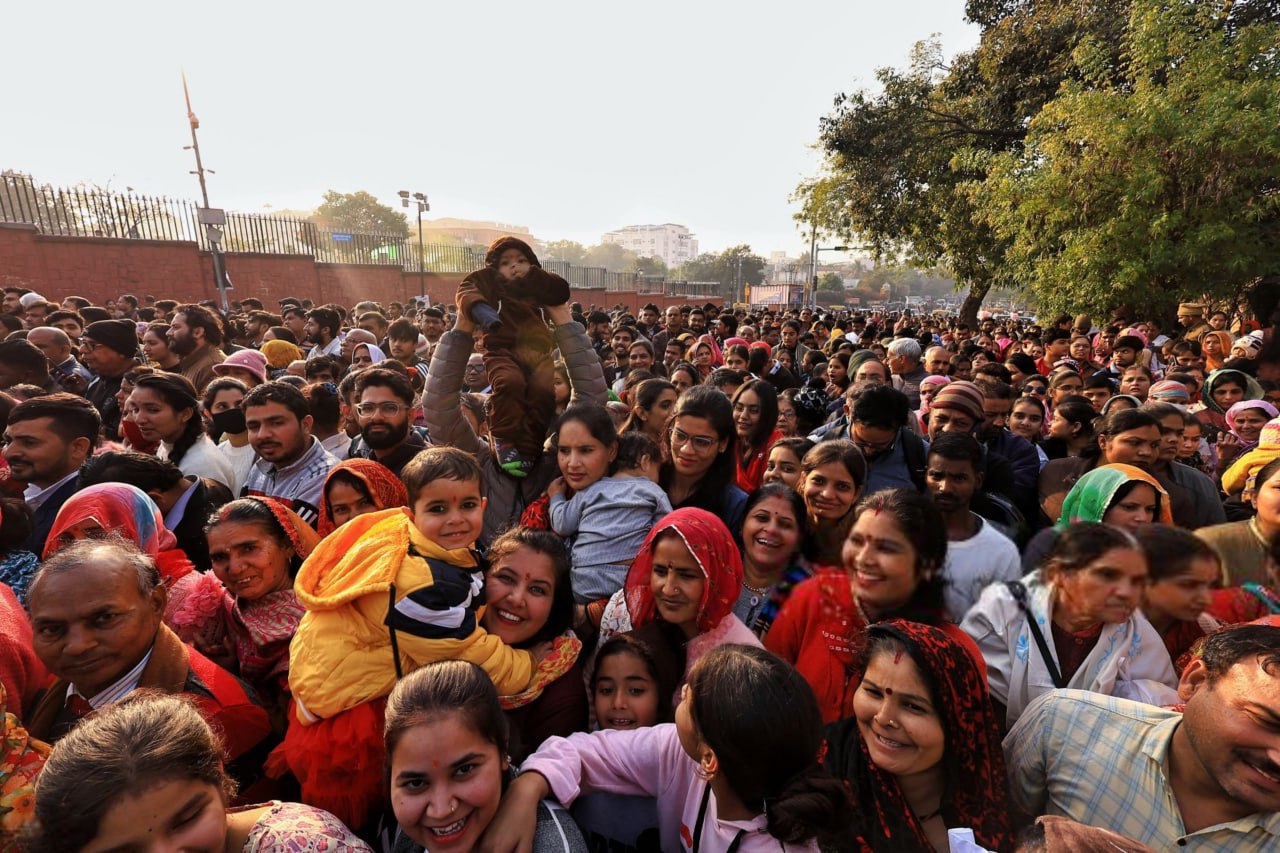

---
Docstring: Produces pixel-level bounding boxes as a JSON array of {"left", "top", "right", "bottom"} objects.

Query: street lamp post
[
  {"left": 810, "top": 244, "right": 849, "bottom": 308},
  {"left": 399, "top": 190, "right": 430, "bottom": 303}
]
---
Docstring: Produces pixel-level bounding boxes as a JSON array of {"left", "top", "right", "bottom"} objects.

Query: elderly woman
[
  {"left": 822, "top": 621, "right": 1013, "bottom": 853},
  {"left": 961, "top": 522, "right": 1178, "bottom": 729}
]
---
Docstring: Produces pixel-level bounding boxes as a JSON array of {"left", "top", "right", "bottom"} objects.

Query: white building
[{"left": 601, "top": 223, "right": 698, "bottom": 270}]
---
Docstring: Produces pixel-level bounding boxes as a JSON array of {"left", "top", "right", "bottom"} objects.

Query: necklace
[{"left": 742, "top": 580, "right": 770, "bottom": 596}]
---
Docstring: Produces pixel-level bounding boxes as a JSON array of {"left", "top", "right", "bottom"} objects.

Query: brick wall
[{"left": 0, "top": 224, "right": 721, "bottom": 312}]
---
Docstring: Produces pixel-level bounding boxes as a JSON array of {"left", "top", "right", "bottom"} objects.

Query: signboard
[{"left": 331, "top": 233, "right": 354, "bottom": 242}]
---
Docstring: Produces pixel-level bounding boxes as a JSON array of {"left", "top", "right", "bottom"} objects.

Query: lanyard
[{"left": 692, "top": 783, "right": 748, "bottom": 853}]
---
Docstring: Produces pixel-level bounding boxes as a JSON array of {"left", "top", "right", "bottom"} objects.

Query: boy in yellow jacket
[{"left": 279, "top": 446, "right": 550, "bottom": 827}]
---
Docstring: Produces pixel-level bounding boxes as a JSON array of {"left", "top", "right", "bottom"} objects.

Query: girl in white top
[
  {"left": 205, "top": 377, "right": 256, "bottom": 495},
  {"left": 130, "top": 373, "right": 237, "bottom": 491}
]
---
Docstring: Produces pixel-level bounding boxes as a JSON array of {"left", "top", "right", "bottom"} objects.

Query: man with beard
[
  {"left": 244, "top": 311, "right": 279, "bottom": 349},
  {"left": 925, "top": 432, "right": 1020, "bottom": 621},
  {"left": 241, "top": 381, "right": 336, "bottom": 527},
  {"left": 168, "top": 303, "right": 227, "bottom": 394},
  {"left": 305, "top": 307, "right": 343, "bottom": 361},
  {"left": 345, "top": 368, "right": 427, "bottom": 478}
]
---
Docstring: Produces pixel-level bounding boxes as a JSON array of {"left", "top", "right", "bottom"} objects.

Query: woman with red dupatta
[
  {"left": 821, "top": 620, "right": 1014, "bottom": 853},
  {"left": 316, "top": 458, "right": 409, "bottom": 537},
  {"left": 595, "top": 507, "right": 761, "bottom": 705}
]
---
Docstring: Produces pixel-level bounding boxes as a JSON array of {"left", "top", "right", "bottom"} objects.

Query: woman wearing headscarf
[
  {"left": 822, "top": 621, "right": 1013, "bottom": 853},
  {"left": 1023, "top": 463, "right": 1172, "bottom": 572},
  {"left": 316, "top": 458, "right": 410, "bottom": 537},
  {"left": 169, "top": 497, "right": 319, "bottom": 719},
  {"left": 687, "top": 334, "right": 723, "bottom": 381},
  {"left": 1200, "top": 329, "right": 1234, "bottom": 373},
  {"left": 261, "top": 339, "right": 304, "bottom": 379},
  {"left": 43, "top": 483, "right": 197, "bottom": 587},
  {"left": 1217, "top": 400, "right": 1280, "bottom": 476},
  {"left": 595, "top": 508, "right": 761, "bottom": 704}
]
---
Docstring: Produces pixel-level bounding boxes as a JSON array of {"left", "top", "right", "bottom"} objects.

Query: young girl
[
  {"left": 487, "top": 645, "right": 851, "bottom": 853},
  {"left": 799, "top": 440, "right": 867, "bottom": 567},
  {"left": 205, "top": 377, "right": 255, "bottom": 496},
  {"left": 574, "top": 635, "right": 668, "bottom": 852},
  {"left": 549, "top": 406, "right": 672, "bottom": 606},
  {"left": 620, "top": 378, "right": 677, "bottom": 446},
  {"left": 591, "top": 634, "right": 669, "bottom": 732},
  {"left": 383, "top": 660, "right": 587, "bottom": 853},
  {"left": 761, "top": 437, "right": 814, "bottom": 490},
  {"left": 1136, "top": 524, "right": 1223, "bottom": 666}
]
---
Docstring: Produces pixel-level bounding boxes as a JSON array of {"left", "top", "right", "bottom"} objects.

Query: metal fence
[{"left": 0, "top": 174, "right": 722, "bottom": 296}]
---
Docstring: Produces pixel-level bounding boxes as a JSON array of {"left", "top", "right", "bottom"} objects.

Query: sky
[{"left": 4, "top": 1, "right": 980, "bottom": 260}]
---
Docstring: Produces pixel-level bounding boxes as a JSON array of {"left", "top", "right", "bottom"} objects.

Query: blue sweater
[{"left": 550, "top": 476, "right": 673, "bottom": 603}]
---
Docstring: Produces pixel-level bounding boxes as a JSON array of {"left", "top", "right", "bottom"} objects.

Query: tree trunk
[{"left": 959, "top": 280, "right": 993, "bottom": 327}]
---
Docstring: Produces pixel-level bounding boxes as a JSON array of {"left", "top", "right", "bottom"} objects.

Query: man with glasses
[
  {"left": 347, "top": 367, "right": 427, "bottom": 478},
  {"left": 811, "top": 383, "right": 925, "bottom": 494}
]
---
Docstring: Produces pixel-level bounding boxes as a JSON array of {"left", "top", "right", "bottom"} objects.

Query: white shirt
[
  {"left": 159, "top": 435, "right": 237, "bottom": 492},
  {"left": 942, "top": 514, "right": 1022, "bottom": 622},
  {"left": 307, "top": 336, "right": 343, "bottom": 360},
  {"left": 24, "top": 471, "right": 79, "bottom": 511}
]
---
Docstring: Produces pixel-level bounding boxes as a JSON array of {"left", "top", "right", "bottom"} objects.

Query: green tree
[
  {"left": 679, "top": 245, "right": 766, "bottom": 300},
  {"left": 312, "top": 190, "right": 410, "bottom": 237},
  {"left": 542, "top": 239, "right": 587, "bottom": 265},
  {"left": 632, "top": 255, "right": 669, "bottom": 276},
  {"left": 583, "top": 243, "right": 638, "bottom": 270},
  {"left": 976, "top": 0, "right": 1280, "bottom": 315},
  {"left": 817, "top": 272, "right": 845, "bottom": 292}
]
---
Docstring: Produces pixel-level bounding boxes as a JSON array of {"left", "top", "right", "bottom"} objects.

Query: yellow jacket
[{"left": 288, "top": 507, "right": 535, "bottom": 723}]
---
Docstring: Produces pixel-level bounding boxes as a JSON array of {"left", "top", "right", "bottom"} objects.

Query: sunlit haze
[{"left": 4, "top": 1, "right": 978, "bottom": 258}]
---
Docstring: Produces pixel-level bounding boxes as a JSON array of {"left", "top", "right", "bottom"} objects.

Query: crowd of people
[{"left": 0, "top": 238, "right": 1278, "bottom": 852}]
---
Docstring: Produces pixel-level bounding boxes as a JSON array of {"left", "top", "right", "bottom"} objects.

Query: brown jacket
[{"left": 456, "top": 267, "right": 569, "bottom": 357}]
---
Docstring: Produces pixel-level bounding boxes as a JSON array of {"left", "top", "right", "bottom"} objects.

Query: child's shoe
[{"left": 495, "top": 439, "right": 535, "bottom": 478}]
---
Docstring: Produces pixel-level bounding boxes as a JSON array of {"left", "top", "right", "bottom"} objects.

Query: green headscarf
[{"left": 1056, "top": 464, "right": 1172, "bottom": 531}]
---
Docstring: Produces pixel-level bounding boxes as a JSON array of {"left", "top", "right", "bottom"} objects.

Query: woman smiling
[
  {"left": 597, "top": 508, "right": 762, "bottom": 705},
  {"left": 478, "top": 528, "right": 586, "bottom": 763},
  {"left": 766, "top": 489, "right": 981, "bottom": 724},
  {"left": 661, "top": 386, "right": 748, "bottom": 532},
  {"left": 822, "top": 621, "right": 1013, "bottom": 853}
]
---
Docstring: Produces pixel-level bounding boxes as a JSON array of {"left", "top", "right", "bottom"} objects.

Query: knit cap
[
  {"left": 1234, "top": 336, "right": 1262, "bottom": 356},
  {"left": 930, "top": 381, "right": 985, "bottom": 424},
  {"left": 83, "top": 319, "right": 138, "bottom": 357}
]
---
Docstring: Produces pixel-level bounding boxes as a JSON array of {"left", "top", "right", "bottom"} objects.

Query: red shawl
[
  {"left": 623, "top": 507, "right": 742, "bottom": 634},
  {"left": 316, "top": 458, "right": 410, "bottom": 537},
  {"left": 821, "top": 620, "right": 1014, "bottom": 852}
]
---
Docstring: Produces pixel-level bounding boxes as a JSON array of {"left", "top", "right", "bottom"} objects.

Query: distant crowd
[{"left": 1, "top": 239, "right": 1279, "bottom": 853}]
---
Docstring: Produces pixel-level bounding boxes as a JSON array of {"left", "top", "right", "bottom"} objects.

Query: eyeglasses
[
  {"left": 671, "top": 427, "right": 719, "bottom": 453},
  {"left": 777, "top": 409, "right": 796, "bottom": 421},
  {"left": 355, "top": 402, "right": 408, "bottom": 418}
]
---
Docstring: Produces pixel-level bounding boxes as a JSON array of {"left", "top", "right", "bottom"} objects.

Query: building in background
[{"left": 601, "top": 223, "right": 698, "bottom": 270}]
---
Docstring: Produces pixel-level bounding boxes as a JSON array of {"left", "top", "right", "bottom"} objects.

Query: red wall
[{"left": 0, "top": 224, "right": 721, "bottom": 312}]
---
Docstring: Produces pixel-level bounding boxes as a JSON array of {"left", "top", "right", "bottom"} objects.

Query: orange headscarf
[{"left": 317, "top": 459, "right": 410, "bottom": 537}]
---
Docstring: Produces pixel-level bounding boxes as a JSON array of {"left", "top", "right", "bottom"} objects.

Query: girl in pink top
[{"left": 484, "top": 644, "right": 851, "bottom": 853}]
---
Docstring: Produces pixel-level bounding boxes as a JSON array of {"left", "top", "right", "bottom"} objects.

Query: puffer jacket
[
  {"left": 289, "top": 507, "right": 535, "bottom": 723},
  {"left": 424, "top": 321, "right": 608, "bottom": 544}
]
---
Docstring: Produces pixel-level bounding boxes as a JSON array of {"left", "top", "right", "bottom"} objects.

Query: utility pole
[{"left": 182, "top": 73, "right": 230, "bottom": 312}]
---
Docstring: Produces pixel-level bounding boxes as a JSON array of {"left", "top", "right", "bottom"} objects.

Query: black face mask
[{"left": 211, "top": 408, "right": 247, "bottom": 436}]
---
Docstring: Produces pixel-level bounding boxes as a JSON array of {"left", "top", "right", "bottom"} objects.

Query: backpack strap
[{"left": 1005, "top": 581, "right": 1067, "bottom": 689}]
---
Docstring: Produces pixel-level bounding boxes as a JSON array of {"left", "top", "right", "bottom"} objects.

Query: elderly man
[
  {"left": 339, "top": 327, "right": 378, "bottom": 364},
  {"left": 24, "top": 539, "right": 270, "bottom": 757},
  {"left": 1006, "top": 624, "right": 1280, "bottom": 851},
  {"left": 27, "top": 326, "right": 92, "bottom": 391},
  {"left": 924, "top": 345, "right": 953, "bottom": 377},
  {"left": 886, "top": 337, "right": 929, "bottom": 409}
]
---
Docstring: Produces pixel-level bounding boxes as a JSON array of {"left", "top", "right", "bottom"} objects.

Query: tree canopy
[
  {"left": 796, "top": 0, "right": 1279, "bottom": 321},
  {"left": 679, "top": 245, "right": 767, "bottom": 300},
  {"left": 312, "top": 190, "right": 410, "bottom": 238}
]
